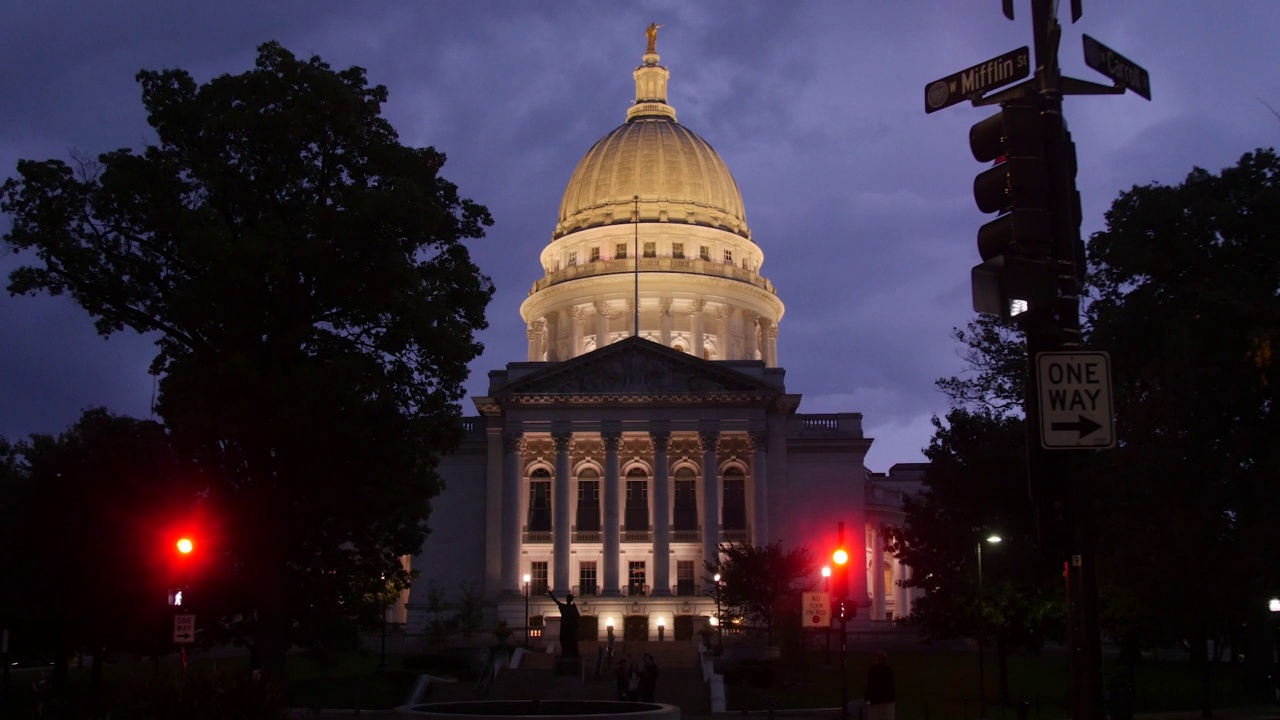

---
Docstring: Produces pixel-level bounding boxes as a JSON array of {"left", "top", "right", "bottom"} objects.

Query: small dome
[{"left": 553, "top": 51, "right": 749, "bottom": 240}]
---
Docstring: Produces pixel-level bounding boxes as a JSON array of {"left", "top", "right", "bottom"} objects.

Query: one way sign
[{"left": 1036, "top": 352, "right": 1115, "bottom": 450}]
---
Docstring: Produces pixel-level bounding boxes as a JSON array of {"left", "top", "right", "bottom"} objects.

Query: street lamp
[
  {"left": 713, "top": 572, "right": 724, "bottom": 652},
  {"left": 977, "top": 534, "right": 1002, "bottom": 719},
  {"left": 657, "top": 616, "right": 665, "bottom": 642},
  {"left": 523, "top": 573, "right": 532, "bottom": 648}
]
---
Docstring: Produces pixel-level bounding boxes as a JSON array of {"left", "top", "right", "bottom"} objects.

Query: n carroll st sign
[{"left": 1037, "top": 351, "right": 1115, "bottom": 449}]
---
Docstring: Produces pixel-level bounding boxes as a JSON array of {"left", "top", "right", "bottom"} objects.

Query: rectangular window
[
  {"left": 673, "top": 480, "right": 698, "bottom": 532},
  {"left": 567, "top": 251, "right": 577, "bottom": 267},
  {"left": 616, "top": 243, "right": 628, "bottom": 259},
  {"left": 528, "top": 481, "right": 551, "bottom": 532},
  {"left": 590, "top": 246, "right": 600, "bottom": 262},
  {"left": 625, "top": 479, "right": 649, "bottom": 531},
  {"left": 722, "top": 477, "right": 746, "bottom": 530},
  {"left": 579, "top": 561, "right": 598, "bottom": 596},
  {"left": 672, "top": 242, "right": 685, "bottom": 259},
  {"left": 723, "top": 249, "right": 734, "bottom": 265},
  {"left": 677, "top": 560, "right": 695, "bottom": 596},
  {"left": 628, "top": 561, "right": 647, "bottom": 596},
  {"left": 577, "top": 480, "right": 600, "bottom": 531},
  {"left": 699, "top": 245, "right": 710, "bottom": 261},
  {"left": 643, "top": 241, "right": 656, "bottom": 258},
  {"left": 530, "top": 561, "right": 549, "bottom": 595}
]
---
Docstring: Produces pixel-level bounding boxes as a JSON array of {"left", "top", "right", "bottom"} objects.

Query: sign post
[{"left": 173, "top": 613, "right": 195, "bottom": 672}]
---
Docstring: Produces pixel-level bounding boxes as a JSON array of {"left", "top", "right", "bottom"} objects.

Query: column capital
[
  {"left": 552, "top": 431, "right": 574, "bottom": 453},
  {"left": 746, "top": 431, "right": 769, "bottom": 452},
  {"left": 689, "top": 299, "right": 705, "bottom": 315},
  {"left": 697, "top": 429, "right": 720, "bottom": 454},
  {"left": 502, "top": 430, "right": 523, "bottom": 453}
]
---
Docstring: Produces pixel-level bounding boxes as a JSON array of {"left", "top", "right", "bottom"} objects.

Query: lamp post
[
  {"left": 977, "top": 534, "right": 1002, "bottom": 719},
  {"left": 713, "top": 572, "right": 724, "bottom": 653},
  {"left": 523, "top": 573, "right": 531, "bottom": 648},
  {"left": 657, "top": 616, "right": 665, "bottom": 642},
  {"left": 822, "top": 565, "right": 833, "bottom": 664}
]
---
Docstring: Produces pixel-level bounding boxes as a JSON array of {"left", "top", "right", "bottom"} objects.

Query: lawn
[{"left": 726, "top": 647, "right": 1260, "bottom": 720}]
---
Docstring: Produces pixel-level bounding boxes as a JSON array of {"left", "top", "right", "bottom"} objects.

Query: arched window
[
  {"left": 577, "top": 467, "right": 600, "bottom": 532},
  {"left": 673, "top": 467, "right": 697, "bottom": 532},
  {"left": 529, "top": 468, "right": 551, "bottom": 532},
  {"left": 722, "top": 466, "right": 746, "bottom": 531},
  {"left": 625, "top": 467, "right": 648, "bottom": 532}
]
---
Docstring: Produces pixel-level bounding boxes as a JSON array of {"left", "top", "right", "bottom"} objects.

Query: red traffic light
[
  {"left": 832, "top": 548, "right": 849, "bottom": 566},
  {"left": 176, "top": 537, "right": 194, "bottom": 555}
]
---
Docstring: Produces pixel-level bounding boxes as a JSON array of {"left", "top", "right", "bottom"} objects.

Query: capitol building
[{"left": 402, "top": 37, "right": 924, "bottom": 642}]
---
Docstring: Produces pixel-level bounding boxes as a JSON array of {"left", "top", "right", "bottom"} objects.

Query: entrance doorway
[
  {"left": 578, "top": 615, "right": 599, "bottom": 641},
  {"left": 623, "top": 615, "right": 648, "bottom": 642},
  {"left": 673, "top": 615, "right": 696, "bottom": 642}
]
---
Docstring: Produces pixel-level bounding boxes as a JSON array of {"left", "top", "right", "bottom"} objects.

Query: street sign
[
  {"left": 802, "top": 591, "right": 831, "bottom": 628},
  {"left": 1082, "top": 35, "right": 1151, "bottom": 100},
  {"left": 173, "top": 614, "right": 195, "bottom": 644},
  {"left": 1037, "top": 351, "right": 1115, "bottom": 449},
  {"left": 925, "top": 47, "right": 1030, "bottom": 113}
]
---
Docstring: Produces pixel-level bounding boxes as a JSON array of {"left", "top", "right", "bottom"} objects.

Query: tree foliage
[
  {"left": 1, "top": 42, "right": 494, "bottom": 683},
  {"left": 1084, "top": 149, "right": 1280, "bottom": 670},
  {"left": 0, "top": 410, "right": 200, "bottom": 689},
  {"left": 707, "top": 542, "right": 816, "bottom": 645}
]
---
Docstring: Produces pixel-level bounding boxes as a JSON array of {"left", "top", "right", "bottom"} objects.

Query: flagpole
[{"left": 633, "top": 195, "right": 640, "bottom": 337}]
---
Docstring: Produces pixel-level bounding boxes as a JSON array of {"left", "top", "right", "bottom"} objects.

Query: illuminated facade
[{"left": 405, "top": 41, "right": 922, "bottom": 641}]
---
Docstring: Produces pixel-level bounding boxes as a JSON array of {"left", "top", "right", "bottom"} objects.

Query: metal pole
[
  {"left": 840, "top": 610, "right": 849, "bottom": 720},
  {"left": 978, "top": 541, "right": 987, "bottom": 719},
  {"left": 524, "top": 582, "right": 530, "bottom": 648},
  {"left": 633, "top": 195, "right": 640, "bottom": 336}
]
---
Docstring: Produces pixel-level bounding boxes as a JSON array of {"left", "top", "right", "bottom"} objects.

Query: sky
[{"left": 1, "top": 1, "right": 1277, "bottom": 472}]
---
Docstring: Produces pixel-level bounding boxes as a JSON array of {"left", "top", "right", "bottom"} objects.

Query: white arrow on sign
[{"left": 1036, "top": 351, "right": 1115, "bottom": 449}]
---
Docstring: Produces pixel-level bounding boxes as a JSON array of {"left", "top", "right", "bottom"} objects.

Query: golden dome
[{"left": 553, "top": 52, "right": 750, "bottom": 240}]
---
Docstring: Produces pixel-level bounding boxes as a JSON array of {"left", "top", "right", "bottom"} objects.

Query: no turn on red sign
[{"left": 802, "top": 591, "right": 831, "bottom": 628}]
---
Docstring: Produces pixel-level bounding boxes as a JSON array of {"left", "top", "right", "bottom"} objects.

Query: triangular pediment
[{"left": 496, "top": 336, "right": 780, "bottom": 403}]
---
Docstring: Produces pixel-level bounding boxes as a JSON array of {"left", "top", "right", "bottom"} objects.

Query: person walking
[
  {"left": 639, "top": 653, "right": 660, "bottom": 702},
  {"left": 615, "top": 658, "right": 631, "bottom": 701},
  {"left": 864, "top": 650, "right": 896, "bottom": 720}
]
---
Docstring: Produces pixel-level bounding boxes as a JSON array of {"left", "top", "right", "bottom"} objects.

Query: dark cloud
[{"left": 3, "top": 2, "right": 1278, "bottom": 470}]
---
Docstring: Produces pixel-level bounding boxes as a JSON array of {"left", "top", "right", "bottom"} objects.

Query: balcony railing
[
  {"left": 523, "top": 530, "right": 552, "bottom": 544},
  {"left": 572, "top": 584, "right": 600, "bottom": 597},
  {"left": 722, "top": 527, "right": 751, "bottom": 543},
  {"left": 572, "top": 530, "right": 602, "bottom": 543},
  {"left": 530, "top": 256, "right": 776, "bottom": 296},
  {"left": 673, "top": 583, "right": 701, "bottom": 597},
  {"left": 624, "top": 584, "right": 650, "bottom": 597},
  {"left": 622, "top": 529, "right": 652, "bottom": 543},
  {"left": 670, "top": 529, "right": 701, "bottom": 543}
]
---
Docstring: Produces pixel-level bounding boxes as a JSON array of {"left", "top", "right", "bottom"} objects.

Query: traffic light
[
  {"left": 834, "top": 597, "right": 857, "bottom": 620},
  {"left": 831, "top": 546, "right": 849, "bottom": 599},
  {"left": 176, "top": 537, "right": 194, "bottom": 555},
  {"left": 969, "top": 98, "right": 1056, "bottom": 318}
]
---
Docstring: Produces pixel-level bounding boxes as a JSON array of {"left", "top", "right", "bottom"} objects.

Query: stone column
[
  {"left": 748, "top": 430, "right": 769, "bottom": 545},
  {"left": 569, "top": 306, "right": 584, "bottom": 359},
  {"left": 602, "top": 426, "right": 623, "bottom": 596},
  {"left": 871, "top": 524, "right": 886, "bottom": 620},
  {"left": 690, "top": 300, "right": 705, "bottom": 359},
  {"left": 594, "top": 300, "right": 611, "bottom": 349},
  {"left": 650, "top": 427, "right": 672, "bottom": 596},
  {"left": 745, "top": 313, "right": 759, "bottom": 361},
  {"left": 500, "top": 430, "right": 523, "bottom": 597},
  {"left": 765, "top": 322, "right": 779, "bottom": 367},
  {"left": 717, "top": 306, "right": 734, "bottom": 359},
  {"left": 526, "top": 322, "right": 539, "bottom": 361},
  {"left": 552, "top": 429, "right": 573, "bottom": 593},
  {"left": 699, "top": 428, "right": 720, "bottom": 570},
  {"left": 893, "top": 554, "right": 908, "bottom": 620},
  {"left": 658, "top": 299, "right": 673, "bottom": 347}
]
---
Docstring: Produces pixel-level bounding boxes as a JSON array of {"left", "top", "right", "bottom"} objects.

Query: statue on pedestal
[{"left": 547, "top": 590, "right": 580, "bottom": 658}]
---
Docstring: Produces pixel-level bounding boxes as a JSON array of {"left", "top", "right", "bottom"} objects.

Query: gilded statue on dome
[{"left": 645, "top": 23, "right": 663, "bottom": 54}]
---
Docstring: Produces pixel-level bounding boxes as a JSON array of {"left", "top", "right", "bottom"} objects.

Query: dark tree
[
  {"left": 885, "top": 408, "right": 1061, "bottom": 704},
  {"left": 707, "top": 542, "right": 816, "bottom": 645},
  {"left": 1, "top": 42, "right": 494, "bottom": 686},
  {"left": 0, "top": 410, "right": 199, "bottom": 696},
  {"left": 1085, "top": 148, "right": 1280, "bottom": 706}
]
